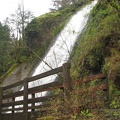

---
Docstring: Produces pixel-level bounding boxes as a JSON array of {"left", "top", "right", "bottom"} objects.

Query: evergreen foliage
[{"left": 0, "top": 22, "right": 11, "bottom": 76}]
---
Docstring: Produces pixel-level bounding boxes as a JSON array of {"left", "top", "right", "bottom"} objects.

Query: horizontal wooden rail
[
  {"left": 3, "top": 80, "right": 24, "bottom": 91},
  {"left": 3, "top": 66, "right": 63, "bottom": 91},
  {"left": 3, "top": 91, "right": 24, "bottom": 100},
  {"left": 72, "top": 73, "right": 106, "bottom": 85},
  {"left": 3, "top": 80, "right": 63, "bottom": 100},
  {"left": 2, "top": 100, "right": 23, "bottom": 107},
  {"left": 73, "top": 84, "right": 107, "bottom": 95},
  {"left": 2, "top": 107, "right": 23, "bottom": 112},
  {"left": 2, "top": 93, "right": 62, "bottom": 112},
  {"left": 28, "top": 103, "right": 51, "bottom": 110},
  {"left": 28, "top": 81, "right": 63, "bottom": 94},
  {"left": 2, "top": 94, "right": 62, "bottom": 108},
  {"left": 28, "top": 66, "right": 63, "bottom": 83},
  {"left": 2, "top": 103, "right": 51, "bottom": 112},
  {"left": 28, "top": 94, "right": 61, "bottom": 104}
]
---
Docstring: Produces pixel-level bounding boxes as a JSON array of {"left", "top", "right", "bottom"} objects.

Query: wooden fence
[
  {"left": 0, "top": 63, "right": 71, "bottom": 120},
  {"left": 0, "top": 63, "right": 108, "bottom": 120}
]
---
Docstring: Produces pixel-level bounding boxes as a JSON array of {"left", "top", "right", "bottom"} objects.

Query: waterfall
[{"left": 15, "top": 0, "right": 98, "bottom": 105}]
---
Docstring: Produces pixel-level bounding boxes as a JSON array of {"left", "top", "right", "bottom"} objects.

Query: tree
[
  {"left": 9, "top": 2, "right": 34, "bottom": 44},
  {"left": 51, "top": 0, "right": 79, "bottom": 10},
  {"left": 51, "top": 0, "right": 71, "bottom": 10},
  {"left": 0, "top": 22, "right": 11, "bottom": 75},
  {"left": 4, "top": 2, "right": 35, "bottom": 64}
]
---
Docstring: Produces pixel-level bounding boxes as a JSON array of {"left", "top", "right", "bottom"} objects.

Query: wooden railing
[
  {"left": 0, "top": 63, "right": 71, "bottom": 120},
  {"left": 0, "top": 63, "right": 108, "bottom": 120}
]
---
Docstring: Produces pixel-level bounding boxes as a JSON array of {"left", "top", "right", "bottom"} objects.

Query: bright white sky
[{"left": 0, "top": 0, "right": 52, "bottom": 22}]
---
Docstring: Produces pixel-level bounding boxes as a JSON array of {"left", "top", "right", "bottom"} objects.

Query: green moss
[
  {"left": 25, "top": 10, "right": 72, "bottom": 61},
  {"left": 25, "top": 1, "right": 91, "bottom": 64},
  {"left": 71, "top": 0, "right": 120, "bottom": 99},
  {"left": 1, "top": 63, "right": 19, "bottom": 80}
]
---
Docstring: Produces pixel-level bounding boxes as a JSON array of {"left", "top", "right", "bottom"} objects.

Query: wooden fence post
[
  {"left": 0, "top": 86, "right": 3, "bottom": 120},
  {"left": 63, "top": 63, "right": 72, "bottom": 99},
  {"left": 105, "top": 77, "right": 110, "bottom": 108},
  {"left": 12, "top": 97, "right": 15, "bottom": 113},
  {"left": 23, "top": 79, "right": 28, "bottom": 120},
  {"left": 102, "top": 75, "right": 109, "bottom": 107},
  {"left": 32, "top": 93, "right": 35, "bottom": 111}
]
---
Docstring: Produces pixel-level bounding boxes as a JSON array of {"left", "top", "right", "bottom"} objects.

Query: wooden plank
[
  {"left": 23, "top": 79, "right": 28, "bottom": 120},
  {"left": 72, "top": 73, "right": 106, "bottom": 85},
  {"left": 28, "top": 94, "right": 61, "bottom": 104},
  {"left": 28, "top": 66, "right": 63, "bottom": 82},
  {"left": 3, "top": 80, "right": 24, "bottom": 91},
  {"left": 28, "top": 80, "right": 63, "bottom": 94},
  {"left": 2, "top": 107, "right": 23, "bottom": 112},
  {"left": 2, "top": 100, "right": 23, "bottom": 107},
  {"left": 63, "top": 63, "right": 71, "bottom": 98},
  {"left": 0, "top": 87, "right": 3, "bottom": 120},
  {"left": 73, "top": 84, "right": 107, "bottom": 95},
  {"left": 3, "top": 78, "right": 63, "bottom": 100},
  {"left": 3, "top": 91, "right": 24, "bottom": 100},
  {"left": 3, "top": 66, "right": 62, "bottom": 91},
  {"left": 28, "top": 103, "right": 51, "bottom": 110}
]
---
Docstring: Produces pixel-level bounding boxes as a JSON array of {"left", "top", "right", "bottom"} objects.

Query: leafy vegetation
[
  {"left": 71, "top": 0, "right": 120, "bottom": 99},
  {"left": 51, "top": 0, "right": 93, "bottom": 10},
  {"left": 0, "top": 0, "right": 90, "bottom": 80},
  {"left": 0, "top": 22, "right": 12, "bottom": 77}
]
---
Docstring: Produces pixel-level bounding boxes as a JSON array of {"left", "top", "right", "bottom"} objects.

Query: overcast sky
[{"left": 0, "top": 0, "right": 52, "bottom": 22}]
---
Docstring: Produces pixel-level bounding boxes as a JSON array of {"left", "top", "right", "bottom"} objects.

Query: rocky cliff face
[{"left": 2, "top": 61, "right": 35, "bottom": 91}]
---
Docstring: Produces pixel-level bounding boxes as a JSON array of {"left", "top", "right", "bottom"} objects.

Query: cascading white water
[{"left": 15, "top": 0, "right": 97, "bottom": 104}]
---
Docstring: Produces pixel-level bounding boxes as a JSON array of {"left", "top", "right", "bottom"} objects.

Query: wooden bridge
[{"left": 0, "top": 63, "right": 109, "bottom": 120}]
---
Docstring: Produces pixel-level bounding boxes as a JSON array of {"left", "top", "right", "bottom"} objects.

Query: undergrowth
[
  {"left": 37, "top": 83, "right": 109, "bottom": 120},
  {"left": 71, "top": 0, "right": 120, "bottom": 99}
]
